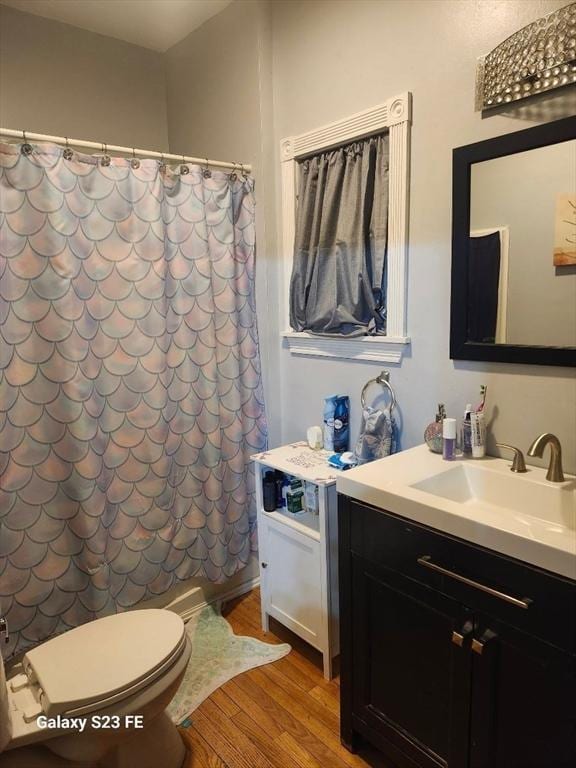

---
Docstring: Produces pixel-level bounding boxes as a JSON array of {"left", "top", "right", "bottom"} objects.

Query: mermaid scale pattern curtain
[{"left": 0, "top": 142, "right": 267, "bottom": 657}]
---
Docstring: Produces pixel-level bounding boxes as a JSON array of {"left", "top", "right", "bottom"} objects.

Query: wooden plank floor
[{"left": 179, "top": 588, "right": 391, "bottom": 768}]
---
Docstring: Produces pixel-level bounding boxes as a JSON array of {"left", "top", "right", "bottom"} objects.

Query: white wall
[
  {"left": 0, "top": 3, "right": 169, "bottom": 149},
  {"left": 269, "top": 0, "right": 576, "bottom": 472}
]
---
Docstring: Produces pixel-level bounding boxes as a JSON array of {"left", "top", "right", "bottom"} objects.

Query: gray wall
[
  {"left": 164, "top": 0, "right": 575, "bottom": 472},
  {"left": 1, "top": 0, "right": 574, "bottom": 476},
  {"left": 164, "top": 0, "right": 281, "bottom": 446},
  {"left": 0, "top": 3, "right": 169, "bottom": 149},
  {"left": 269, "top": 0, "right": 575, "bottom": 473},
  {"left": 471, "top": 142, "right": 576, "bottom": 347}
]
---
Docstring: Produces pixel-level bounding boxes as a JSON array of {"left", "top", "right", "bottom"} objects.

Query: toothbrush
[{"left": 476, "top": 385, "right": 487, "bottom": 412}]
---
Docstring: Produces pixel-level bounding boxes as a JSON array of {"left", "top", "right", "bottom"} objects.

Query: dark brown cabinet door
[
  {"left": 469, "top": 617, "right": 576, "bottom": 768},
  {"left": 339, "top": 496, "right": 576, "bottom": 768},
  {"left": 351, "top": 555, "right": 472, "bottom": 768}
]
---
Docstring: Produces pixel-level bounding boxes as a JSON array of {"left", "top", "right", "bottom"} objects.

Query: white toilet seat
[
  {"left": 22, "top": 609, "right": 185, "bottom": 717},
  {"left": 5, "top": 609, "right": 189, "bottom": 748}
]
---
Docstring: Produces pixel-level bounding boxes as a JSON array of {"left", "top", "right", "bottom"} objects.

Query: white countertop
[{"left": 337, "top": 444, "right": 576, "bottom": 580}]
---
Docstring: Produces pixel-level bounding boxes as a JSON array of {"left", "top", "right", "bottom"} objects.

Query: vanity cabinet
[{"left": 339, "top": 496, "right": 576, "bottom": 768}]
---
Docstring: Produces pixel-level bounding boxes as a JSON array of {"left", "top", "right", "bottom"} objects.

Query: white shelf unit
[{"left": 252, "top": 442, "right": 340, "bottom": 679}]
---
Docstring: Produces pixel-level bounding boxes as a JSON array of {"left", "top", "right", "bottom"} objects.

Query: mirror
[{"left": 451, "top": 116, "right": 576, "bottom": 367}]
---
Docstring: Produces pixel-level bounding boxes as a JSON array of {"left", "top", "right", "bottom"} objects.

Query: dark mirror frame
[{"left": 450, "top": 116, "right": 576, "bottom": 368}]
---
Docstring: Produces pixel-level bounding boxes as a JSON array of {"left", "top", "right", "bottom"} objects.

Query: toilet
[{"left": 1, "top": 609, "right": 192, "bottom": 768}]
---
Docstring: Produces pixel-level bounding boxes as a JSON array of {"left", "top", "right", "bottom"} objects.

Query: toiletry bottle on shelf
[
  {"left": 471, "top": 411, "right": 486, "bottom": 458},
  {"left": 281, "top": 475, "right": 291, "bottom": 507},
  {"left": 286, "top": 478, "right": 304, "bottom": 514},
  {"left": 443, "top": 418, "right": 457, "bottom": 460},
  {"left": 470, "top": 385, "right": 487, "bottom": 458},
  {"left": 333, "top": 396, "right": 350, "bottom": 453},
  {"left": 424, "top": 404, "right": 446, "bottom": 454},
  {"left": 274, "top": 470, "right": 284, "bottom": 508},
  {"left": 263, "top": 471, "right": 277, "bottom": 512},
  {"left": 304, "top": 481, "right": 319, "bottom": 515},
  {"left": 306, "top": 425, "right": 323, "bottom": 450},
  {"left": 323, "top": 395, "right": 338, "bottom": 451},
  {"left": 461, "top": 403, "right": 472, "bottom": 455}
]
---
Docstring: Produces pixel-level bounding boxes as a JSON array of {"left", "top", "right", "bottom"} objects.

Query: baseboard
[{"left": 167, "top": 575, "right": 261, "bottom": 624}]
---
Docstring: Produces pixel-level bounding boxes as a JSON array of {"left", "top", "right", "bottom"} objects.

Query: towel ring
[{"left": 361, "top": 370, "right": 396, "bottom": 412}]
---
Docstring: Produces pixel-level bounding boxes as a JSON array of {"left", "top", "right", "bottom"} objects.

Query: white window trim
[{"left": 280, "top": 92, "right": 412, "bottom": 364}]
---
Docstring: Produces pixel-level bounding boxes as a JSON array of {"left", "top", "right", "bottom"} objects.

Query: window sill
[{"left": 282, "top": 331, "right": 410, "bottom": 363}]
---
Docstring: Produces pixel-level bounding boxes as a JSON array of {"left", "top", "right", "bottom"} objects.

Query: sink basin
[
  {"left": 337, "top": 444, "right": 576, "bottom": 579},
  {"left": 411, "top": 463, "right": 575, "bottom": 530}
]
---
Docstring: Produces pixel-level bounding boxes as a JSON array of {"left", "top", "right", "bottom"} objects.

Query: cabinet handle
[
  {"left": 472, "top": 629, "right": 498, "bottom": 655},
  {"left": 261, "top": 562, "right": 268, "bottom": 569},
  {"left": 451, "top": 619, "right": 473, "bottom": 647},
  {"left": 417, "top": 556, "right": 532, "bottom": 609}
]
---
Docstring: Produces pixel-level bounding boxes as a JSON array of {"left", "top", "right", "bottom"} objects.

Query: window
[
  {"left": 290, "top": 134, "right": 389, "bottom": 337},
  {"left": 280, "top": 93, "right": 412, "bottom": 363}
]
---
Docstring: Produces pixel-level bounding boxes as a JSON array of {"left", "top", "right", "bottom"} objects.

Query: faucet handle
[{"left": 496, "top": 443, "right": 527, "bottom": 473}]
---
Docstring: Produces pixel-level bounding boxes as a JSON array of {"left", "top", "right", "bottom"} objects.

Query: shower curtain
[{"left": 0, "top": 142, "right": 267, "bottom": 657}]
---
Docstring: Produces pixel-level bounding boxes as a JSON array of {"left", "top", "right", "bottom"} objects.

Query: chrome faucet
[{"left": 527, "top": 433, "right": 565, "bottom": 483}]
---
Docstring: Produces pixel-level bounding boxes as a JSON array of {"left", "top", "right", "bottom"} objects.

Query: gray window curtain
[{"left": 289, "top": 133, "right": 389, "bottom": 336}]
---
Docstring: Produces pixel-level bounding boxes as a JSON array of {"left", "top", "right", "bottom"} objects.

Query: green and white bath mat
[{"left": 167, "top": 603, "right": 291, "bottom": 724}]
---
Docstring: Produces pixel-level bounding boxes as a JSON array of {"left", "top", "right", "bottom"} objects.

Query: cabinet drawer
[{"left": 345, "top": 498, "right": 576, "bottom": 654}]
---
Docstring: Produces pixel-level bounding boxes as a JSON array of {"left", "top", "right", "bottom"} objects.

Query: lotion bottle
[{"left": 442, "top": 418, "right": 457, "bottom": 461}]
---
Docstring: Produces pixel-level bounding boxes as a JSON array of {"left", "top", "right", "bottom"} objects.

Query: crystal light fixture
[{"left": 476, "top": 2, "right": 576, "bottom": 111}]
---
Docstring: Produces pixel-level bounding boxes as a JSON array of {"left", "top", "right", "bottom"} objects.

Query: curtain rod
[{"left": 0, "top": 127, "right": 252, "bottom": 174}]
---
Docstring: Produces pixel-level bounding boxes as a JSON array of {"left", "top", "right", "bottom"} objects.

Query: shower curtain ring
[
  {"left": 229, "top": 161, "right": 238, "bottom": 182},
  {"left": 21, "top": 130, "right": 33, "bottom": 156},
  {"left": 131, "top": 147, "right": 140, "bottom": 169},
  {"left": 100, "top": 142, "right": 111, "bottom": 167},
  {"left": 63, "top": 137, "right": 73, "bottom": 161},
  {"left": 180, "top": 154, "right": 189, "bottom": 175},
  {"left": 159, "top": 153, "right": 166, "bottom": 172},
  {"left": 203, "top": 158, "right": 211, "bottom": 179},
  {"left": 102, "top": 143, "right": 110, "bottom": 166}
]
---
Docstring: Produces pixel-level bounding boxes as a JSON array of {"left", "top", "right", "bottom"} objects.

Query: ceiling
[{"left": 1, "top": 0, "right": 234, "bottom": 52}]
